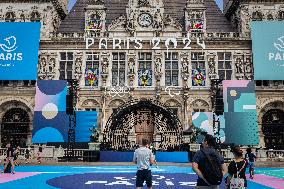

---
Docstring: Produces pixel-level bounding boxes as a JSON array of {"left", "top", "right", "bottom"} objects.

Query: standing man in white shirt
[{"left": 133, "top": 139, "right": 156, "bottom": 189}]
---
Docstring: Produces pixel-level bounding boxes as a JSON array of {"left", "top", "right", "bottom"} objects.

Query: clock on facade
[{"left": 138, "top": 13, "right": 153, "bottom": 27}]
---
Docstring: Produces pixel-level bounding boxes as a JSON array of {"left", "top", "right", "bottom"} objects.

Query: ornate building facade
[{"left": 0, "top": 0, "right": 284, "bottom": 150}]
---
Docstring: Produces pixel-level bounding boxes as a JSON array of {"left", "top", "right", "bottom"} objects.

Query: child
[
  {"left": 245, "top": 148, "right": 257, "bottom": 179},
  {"left": 37, "top": 146, "right": 43, "bottom": 164},
  {"left": 25, "top": 147, "right": 31, "bottom": 164},
  {"left": 13, "top": 146, "right": 21, "bottom": 166}
]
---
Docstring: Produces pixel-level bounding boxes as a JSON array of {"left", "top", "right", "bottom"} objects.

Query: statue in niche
[
  {"left": 155, "top": 57, "right": 162, "bottom": 75},
  {"left": 41, "top": 58, "right": 47, "bottom": 73},
  {"left": 208, "top": 58, "right": 216, "bottom": 74},
  {"left": 127, "top": 9, "right": 136, "bottom": 35},
  {"left": 235, "top": 58, "right": 243, "bottom": 74},
  {"left": 244, "top": 57, "right": 252, "bottom": 73},
  {"left": 182, "top": 57, "right": 189, "bottom": 74},
  {"left": 90, "top": 127, "right": 99, "bottom": 142},
  {"left": 153, "top": 9, "right": 163, "bottom": 31},
  {"left": 102, "top": 58, "right": 109, "bottom": 74},
  {"left": 128, "top": 58, "right": 135, "bottom": 74}
]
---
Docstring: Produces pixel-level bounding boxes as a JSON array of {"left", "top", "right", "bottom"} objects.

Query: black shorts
[{"left": 136, "top": 169, "right": 152, "bottom": 187}]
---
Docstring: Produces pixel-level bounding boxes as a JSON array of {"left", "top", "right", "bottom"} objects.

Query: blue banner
[
  {"left": 0, "top": 22, "right": 41, "bottom": 80},
  {"left": 252, "top": 21, "right": 284, "bottom": 80}
]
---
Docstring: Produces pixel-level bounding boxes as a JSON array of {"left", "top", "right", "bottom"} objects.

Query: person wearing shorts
[
  {"left": 133, "top": 139, "right": 156, "bottom": 189},
  {"left": 245, "top": 148, "right": 256, "bottom": 179}
]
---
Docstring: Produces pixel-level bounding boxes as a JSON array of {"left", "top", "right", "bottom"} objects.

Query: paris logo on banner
[
  {"left": 0, "top": 22, "right": 41, "bottom": 80},
  {"left": 252, "top": 21, "right": 284, "bottom": 80}
]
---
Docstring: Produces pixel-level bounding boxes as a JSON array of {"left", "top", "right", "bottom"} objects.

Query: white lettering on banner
[
  {"left": 0, "top": 36, "right": 22, "bottom": 64},
  {"left": 268, "top": 36, "right": 284, "bottom": 64},
  {"left": 86, "top": 37, "right": 206, "bottom": 50}
]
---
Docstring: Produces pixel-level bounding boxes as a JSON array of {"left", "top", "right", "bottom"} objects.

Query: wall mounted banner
[
  {"left": 0, "top": 22, "right": 41, "bottom": 80},
  {"left": 32, "top": 80, "right": 68, "bottom": 143},
  {"left": 252, "top": 21, "right": 284, "bottom": 80}
]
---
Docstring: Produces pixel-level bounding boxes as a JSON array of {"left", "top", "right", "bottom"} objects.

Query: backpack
[
  {"left": 201, "top": 149, "right": 223, "bottom": 185},
  {"left": 229, "top": 160, "right": 246, "bottom": 189}
]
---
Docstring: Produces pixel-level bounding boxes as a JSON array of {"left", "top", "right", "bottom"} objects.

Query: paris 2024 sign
[
  {"left": 0, "top": 22, "right": 41, "bottom": 80},
  {"left": 252, "top": 21, "right": 284, "bottom": 80}
]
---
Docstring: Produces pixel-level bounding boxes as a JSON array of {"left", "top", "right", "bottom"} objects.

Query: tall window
[
  {"left": 165, "top": 52, "right": 179, "bottom": 86},
  {"left": 112, "top": 52, "right": 126, "bottom": 86},
  {"left": 59, "top": 52, "right": 74, "bottom": 80},
  {"left": 5, "top": 12, "right": 16, "bottom": 22},
  {"left": 30, "top": 11, "right": 41, "bottom": 22},
  {"left": 85, "top": 52, "right": 100, "bottom": 86},
  {"left": 191, "top": 52, "right": 206, "bottom": 86},
  {"left": 138, "top": 52, "right": 153, "bottom": 86},
  {"left": 217, "top": 52, "right": 232, "bottom": 80}
]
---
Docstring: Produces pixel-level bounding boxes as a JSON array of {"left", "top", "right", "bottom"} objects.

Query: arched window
[
  {"left": 30, "top": 11, "right": 41, "bottom": 22},
  {"left": 278, "top": 11, "right": 284, "bottom": 20},
  {"left": 5, "top": 12, "right": 16, "bottom": 22},
  {"left": 252, "top": 11, "right": 263, "bottom": 21},
  {"left": 262, "top": 109, "right": 284, "bottom": 149},
  {"left": 1, "top": 108, "right": 30, "bottom": 147}
]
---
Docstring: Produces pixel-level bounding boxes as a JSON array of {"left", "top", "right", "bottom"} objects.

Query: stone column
[{"left": 154, "top": 52, "right": 163, "bottom": 100}]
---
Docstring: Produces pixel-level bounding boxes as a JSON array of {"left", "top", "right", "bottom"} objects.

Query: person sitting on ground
[
  {"left": 133, "top": 139, "right": 157, "bottom": 189},
  {"left": 192, "top": 134, "right": 226, "bottom": 189},
  {"left": 245, "top": 148, "right": 256, "bottom": 179},
  {"left": 226, "top": 147, "right": 248, "bottom": 189}
]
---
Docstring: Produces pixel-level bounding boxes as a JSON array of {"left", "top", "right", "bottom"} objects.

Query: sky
[{"left": 68, "top": 0, "right": 223, "bottom": 12}]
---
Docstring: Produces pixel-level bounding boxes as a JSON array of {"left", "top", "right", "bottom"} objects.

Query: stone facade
[{"left": 0, "top": 0, "right": 284, "bottom": 149}]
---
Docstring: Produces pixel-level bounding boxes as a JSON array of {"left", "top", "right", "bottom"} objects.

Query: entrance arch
[
  {"left": 1, "top": 108, "right": 30, "bottom": 148},
  {"left": 102, "top": 99, "right": 183, "bottom": 151},
  {"left": 262, "top": 109, "right": 284, "bottom": 149}
]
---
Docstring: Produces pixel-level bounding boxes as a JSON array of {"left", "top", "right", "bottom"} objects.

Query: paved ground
[{"left": 0, "top": 165, "right": 283, "bottom": 189}]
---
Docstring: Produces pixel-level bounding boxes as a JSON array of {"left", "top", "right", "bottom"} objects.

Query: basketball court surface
[{"left": 0, "top": 165, "right": 283, "bottom": 189}]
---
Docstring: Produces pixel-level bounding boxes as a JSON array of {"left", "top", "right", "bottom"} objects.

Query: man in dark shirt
[
  {"left": 192, "top": 134, "right": 226, "bottom": 189},
  {"left": 245, "top": 148, "right": 257, "bottom": 179},
  {"left": 4, "top": 143, "right": 15, "bottom": 174}
]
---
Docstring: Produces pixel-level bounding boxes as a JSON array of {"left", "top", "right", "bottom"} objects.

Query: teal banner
[
  {"left": 252, "top": 21, "right": 284, "bottom": 80},
  {"left": 0, "top": 22, "right": 41, "bottom": 80}
]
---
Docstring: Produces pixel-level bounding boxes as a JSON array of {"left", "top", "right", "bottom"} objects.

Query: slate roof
[{"left": 57, "top": 0, "right": 235, "bottom": 33}]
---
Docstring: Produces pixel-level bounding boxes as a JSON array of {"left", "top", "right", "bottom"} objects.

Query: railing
[
  {"left": 51, "top": 32, "right": 241, "bottom": 40},
  {"left": 1, "top": 147, "right": 284, "bottom": 162}
]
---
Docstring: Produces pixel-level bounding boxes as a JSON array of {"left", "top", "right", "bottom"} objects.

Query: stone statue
[
  {"left": 182, "top": 57, "right": 189, "bottom": 74},
  {"left": 90, "top": 127, "right": 99, "bottom": 143},
  {"left": 153, "top": 9, "right": 163, "bottom": 31},
  {"left": 208, "top": 58, "right": 216, "bottom": 74},
  {"left": 244, "top": 58, "right": 252, "bottom": 73},
  {"left": 128, "top": 58, "right": 135, "bottom": 74},
  {"left": 235, "top": 58, "right": 243, "bottom": 74},
  {"left": 155, "top": 57, "right": 162, "bottom": 74},
  {"left": 102, "top": 58, "right": 109, "bottom": 74}
]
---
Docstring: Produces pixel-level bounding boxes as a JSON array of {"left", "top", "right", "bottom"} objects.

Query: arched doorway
[
  {"left": 1, "top": 108, "right": 30, "bottom": 148},
  {"left": 262, "top": 109, "right": 284, "bottom": 149},
  {"left": 102, "top": 99, "right": 183, "bottom": 151}
]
